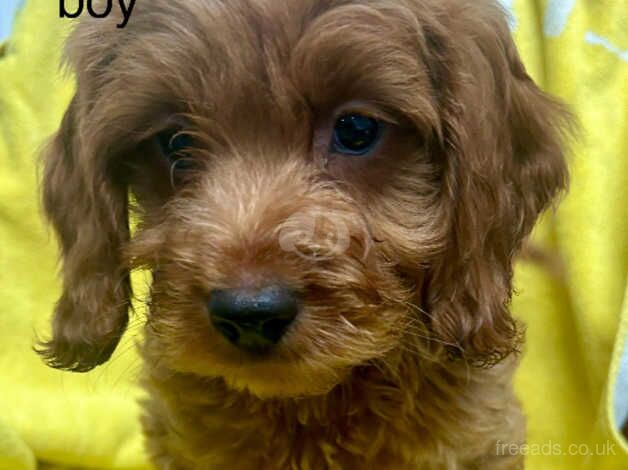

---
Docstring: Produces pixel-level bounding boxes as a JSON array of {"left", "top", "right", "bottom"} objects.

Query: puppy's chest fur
[{"left": 140, "top": 356, "right": 524, "bottom": 470}]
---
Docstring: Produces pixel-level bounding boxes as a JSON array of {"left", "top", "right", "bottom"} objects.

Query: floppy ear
[
  {"left": 423, "top": 4, "right": 571, "bottom": 366},
  {"left": 37, "top": 93, "right": 131, "bottom": 372}
]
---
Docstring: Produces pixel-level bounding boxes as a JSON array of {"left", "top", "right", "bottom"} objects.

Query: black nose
[{"left": 208, "top": 286, "right": 299, "bottom": 352}]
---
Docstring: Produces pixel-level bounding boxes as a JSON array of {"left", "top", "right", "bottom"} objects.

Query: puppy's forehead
[{"left": 76, "top": 0, "right": 438, "bottom": 133}]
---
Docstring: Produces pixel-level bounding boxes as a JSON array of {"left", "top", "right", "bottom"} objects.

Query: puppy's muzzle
[{"left": 208, "top": 286, "right": 300, "bottom": 353}]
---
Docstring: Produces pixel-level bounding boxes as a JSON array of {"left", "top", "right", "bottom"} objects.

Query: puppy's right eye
[
  {"left": 331, "top": 114, "right": 383, "bottom": 157},
  {"left": 156, "top": 128, "right": 196, "bottom": 172}
]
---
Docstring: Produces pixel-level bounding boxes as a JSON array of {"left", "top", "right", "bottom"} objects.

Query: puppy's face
[{"left": 39, "top": 0, "right": 570, "bottom": 398}]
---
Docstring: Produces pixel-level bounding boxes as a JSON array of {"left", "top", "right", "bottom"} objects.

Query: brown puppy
[{"left": 38, "top": 0, "right": 571, "bottom": 468}]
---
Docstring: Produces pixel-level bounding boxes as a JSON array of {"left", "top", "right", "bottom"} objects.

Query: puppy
[{"left": 38, "top": 0, "right": 571, "bottom": 468}]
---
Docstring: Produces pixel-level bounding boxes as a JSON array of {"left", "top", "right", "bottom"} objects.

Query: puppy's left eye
[
  {"left": 331, "top": 114, "right": 383, "bottom": 156},
  {"left": 157, "top": 128, "right": 196, "bottom": 172}
]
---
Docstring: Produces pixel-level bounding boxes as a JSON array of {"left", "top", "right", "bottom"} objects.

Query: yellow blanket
[{"left": 0, "top": 1, "right": 626, "bottom": 469}]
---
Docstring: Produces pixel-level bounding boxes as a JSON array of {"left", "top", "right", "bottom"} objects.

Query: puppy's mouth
[
  {"left": 143, "top": 257, "right": 414, "bottom": 398},
  {"left": 143, "top": 277, "right": 411, "bottom": 399},
  {"left": 208, "top": 300, "right": 410, "bottom": 399}
]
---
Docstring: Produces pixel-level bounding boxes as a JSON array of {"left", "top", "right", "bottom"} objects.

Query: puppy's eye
[
  {"left": 331, "top": 114, "right": 382, "bottom": 156},
  {"left": 157, "top": 128, "right": 196, "bottom": 171}
]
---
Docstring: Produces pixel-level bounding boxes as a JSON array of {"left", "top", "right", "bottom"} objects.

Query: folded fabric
[{"left": 0, "top": 0, "right": 626, "bottom": 469}]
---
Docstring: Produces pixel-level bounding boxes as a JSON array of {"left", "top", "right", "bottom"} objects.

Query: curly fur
[{"left": 38, "top": 0, "right": 571, "bottom": 468}]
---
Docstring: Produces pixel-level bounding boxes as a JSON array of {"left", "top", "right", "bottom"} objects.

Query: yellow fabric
[
  {"left": 509, "top": 0, "right": 628, "bottom": 469},
  {"left": 0, "top": 2, "right": 149, "bottom": 469},
  {"left": 0, "top": 0, "right": 625, "bottom": 469}
]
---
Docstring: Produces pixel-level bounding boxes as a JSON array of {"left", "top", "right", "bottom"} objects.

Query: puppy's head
[{"left": 39, "top": 0, "right": 570, "bottom": 397}]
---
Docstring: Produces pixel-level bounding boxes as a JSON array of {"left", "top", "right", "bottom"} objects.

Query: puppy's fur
[{"left": 38, "top": 0, "right": 571, "bottom": 468}]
